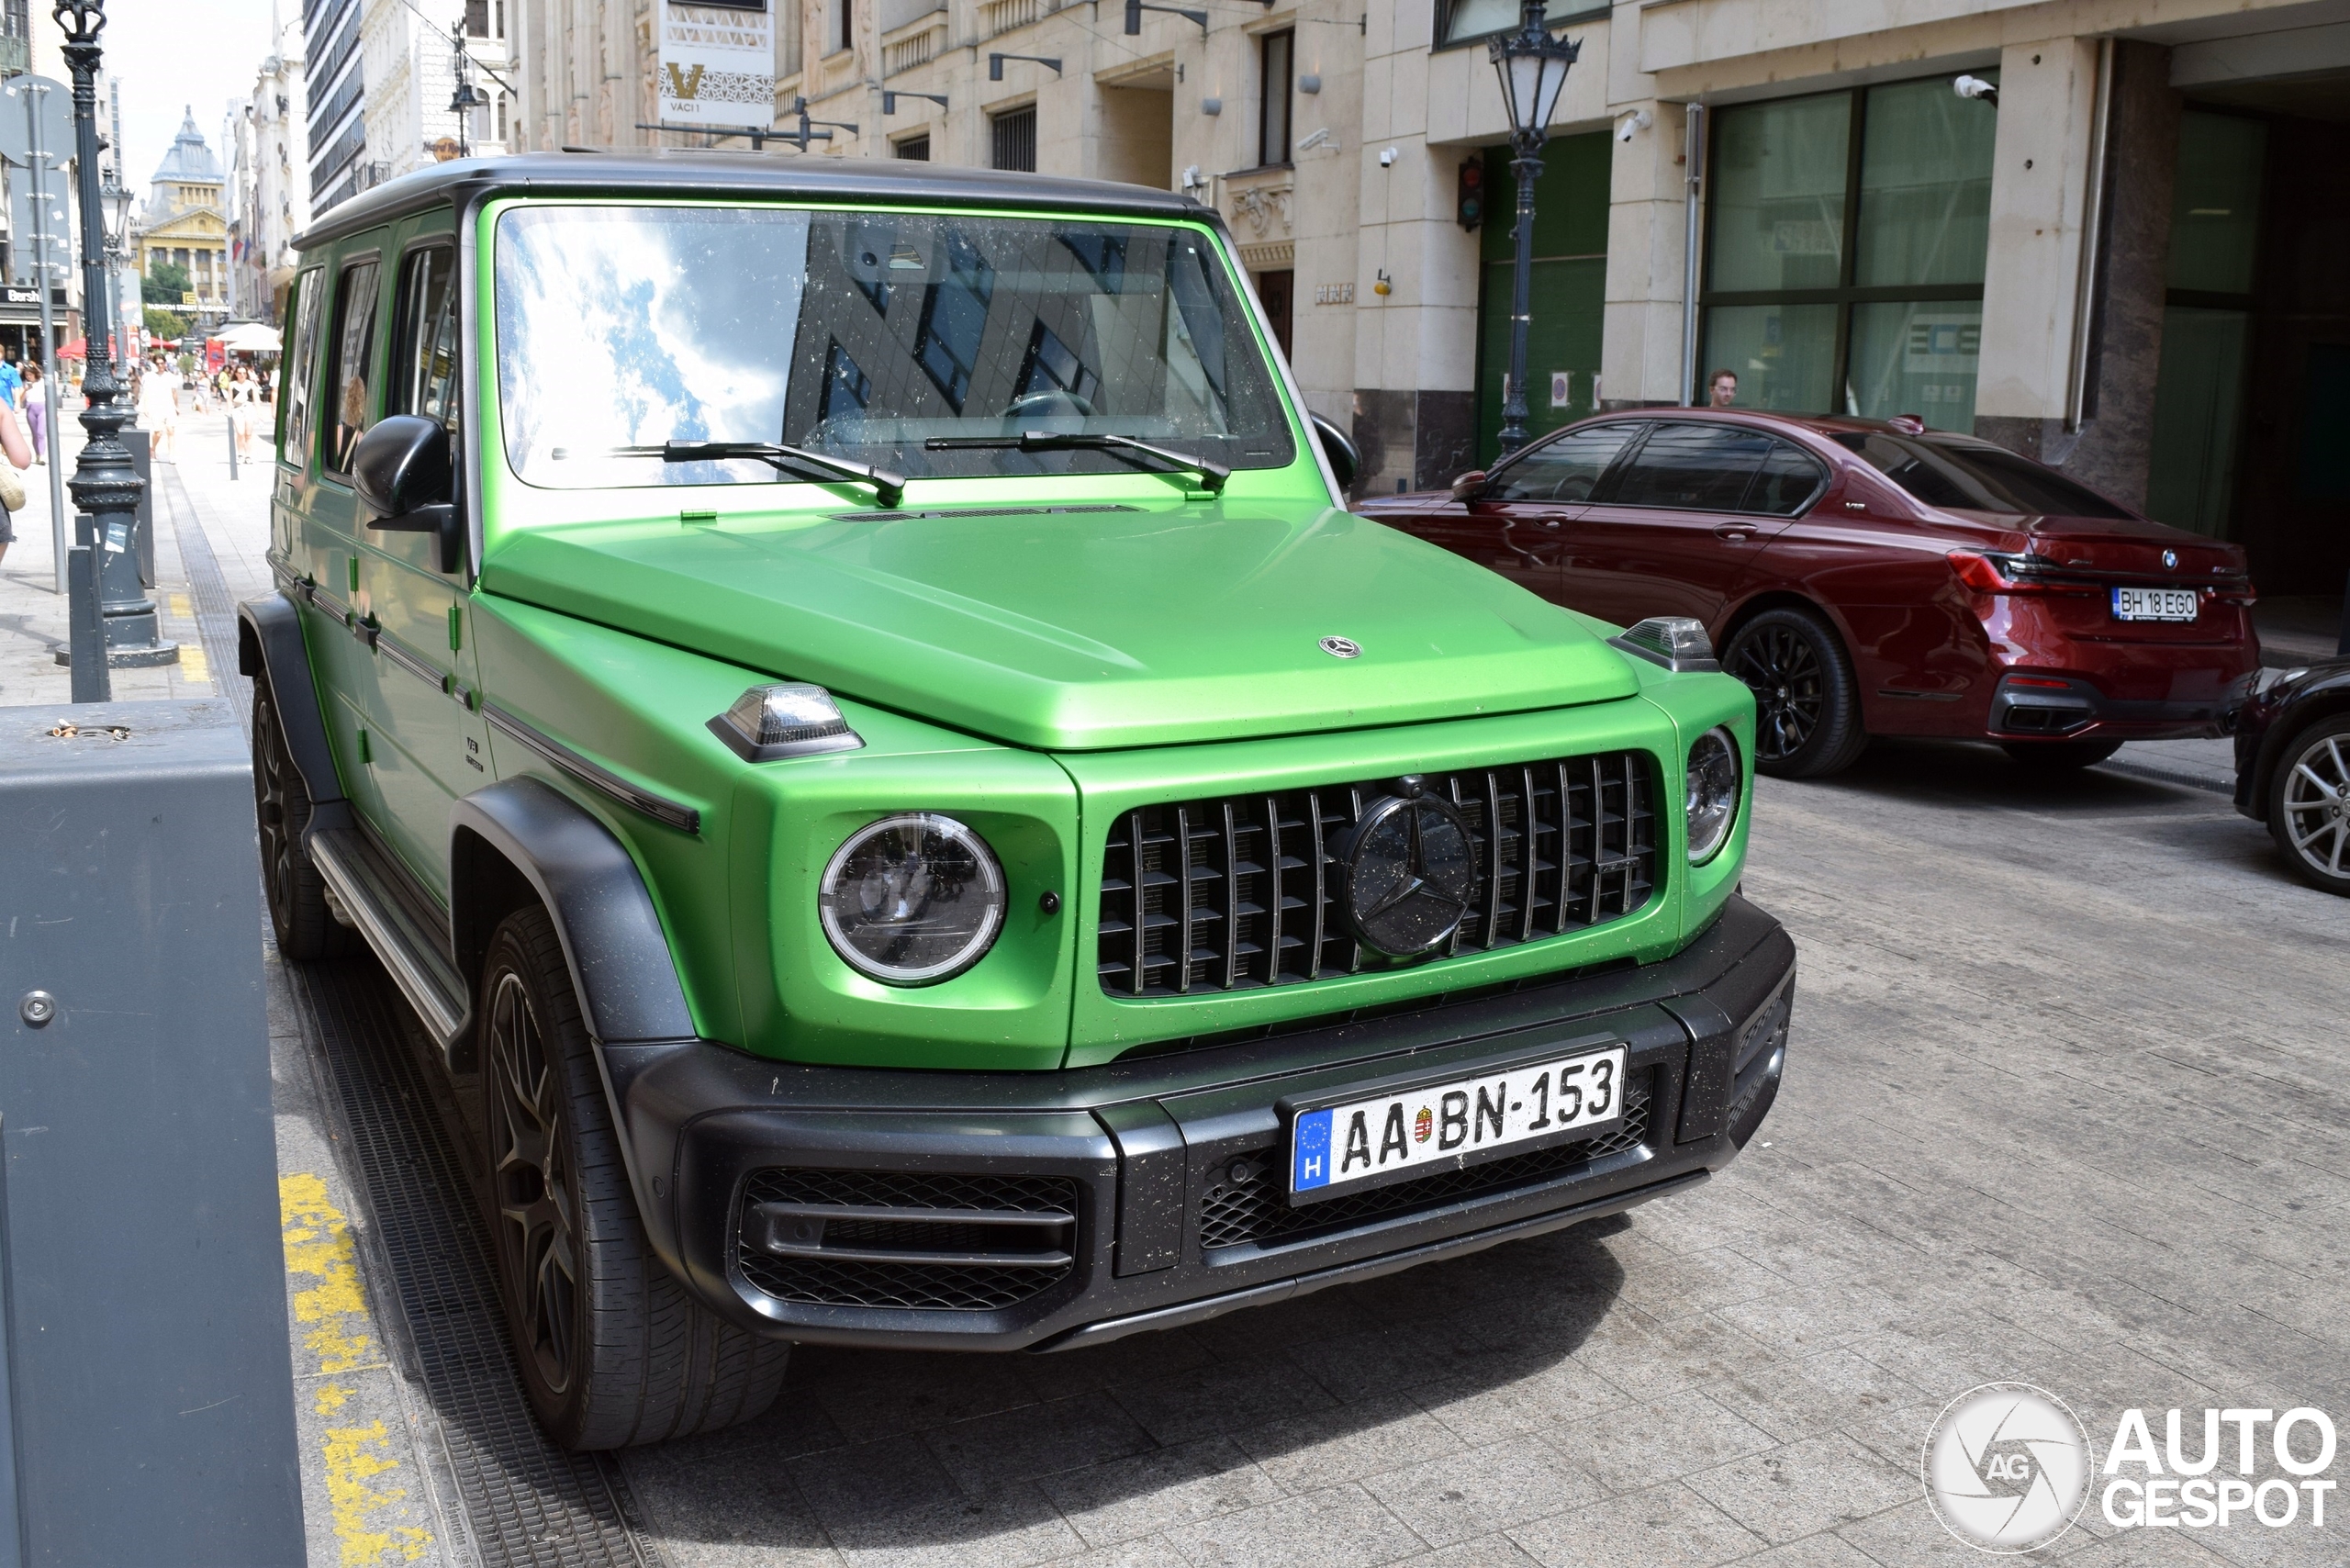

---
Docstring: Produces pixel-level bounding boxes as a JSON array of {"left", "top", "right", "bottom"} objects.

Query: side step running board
[{"left": 309, "top": 825, "right": 474, "bottom": 1069}]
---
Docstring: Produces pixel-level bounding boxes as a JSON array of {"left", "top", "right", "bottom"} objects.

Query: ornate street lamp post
[
  {"left": 56, "top": 0, "right": 170, "bottom": 699},
  {"left": 1487, "top": 0, "right": 1579, "bottom": 455}
]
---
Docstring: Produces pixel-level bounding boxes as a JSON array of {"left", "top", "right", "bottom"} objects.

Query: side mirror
[
  {"left": 1450, "top": 469, "right": 1489, "bottom": 502},
  {"left": 352, "top": 415, "right": 463, "bottom": 573},
  {"left": 1309, "top": 411, "right": 1359, "bottom": 494}
]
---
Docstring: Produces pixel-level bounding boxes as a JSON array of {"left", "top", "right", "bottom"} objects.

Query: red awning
[{"left": 54, "top": 337, "right": 86, "bottom": 358}]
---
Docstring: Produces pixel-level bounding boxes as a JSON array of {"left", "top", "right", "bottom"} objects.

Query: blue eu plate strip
[{"left": 1292, "top": 1107, "right": 1334, "bottom": 1192}]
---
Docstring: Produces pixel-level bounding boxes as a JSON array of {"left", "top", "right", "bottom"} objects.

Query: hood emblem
[
  {"left": 1337, "top": 785, "right": 1478, "bottom": 958},
  {"left": 1319, "top": 635, "right": 1362, "bottom": 659},
  {"left": 2162, "top": 549, "right": 2178, "bottom": 569}
]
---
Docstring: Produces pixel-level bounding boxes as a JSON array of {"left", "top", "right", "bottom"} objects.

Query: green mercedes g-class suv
[{"left": 242, "top": 152, "right": 1794, "bottom": 1450}]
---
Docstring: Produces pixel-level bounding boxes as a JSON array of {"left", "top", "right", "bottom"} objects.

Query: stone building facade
[
  {"left": 232, "top": 15, "right": 310, "bottom": 325},
  {"left": 503, "top": 0, "right": 2349, "bottom": 594}
]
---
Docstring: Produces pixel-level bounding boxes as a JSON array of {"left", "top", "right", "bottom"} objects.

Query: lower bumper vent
[
  {"left": 1198, "top": 1071, "right": 1653, "bottom": 1252},
  {"left": 737, "top": 1169, "right": 1080, "bottom": 1311}
]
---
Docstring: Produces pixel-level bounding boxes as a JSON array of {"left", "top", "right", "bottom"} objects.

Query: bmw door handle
[{"left": 1713, "top": 522, "right": 1758, "bottom": 543}]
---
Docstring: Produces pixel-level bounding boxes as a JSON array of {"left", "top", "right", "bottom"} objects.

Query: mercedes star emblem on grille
[
  {"left": 1319, "top": 635, "right": 1362, "bottom": 658},
  {"left": 1337, "top": 781, "right": 1478, "bottom": 957},
  {"left": 2162, "top": 549, "right": 2178, "bottom": 569}
]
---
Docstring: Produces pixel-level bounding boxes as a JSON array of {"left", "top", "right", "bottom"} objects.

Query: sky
[{"left": 93, "top": 0, "right": 462, "bottom": 202}]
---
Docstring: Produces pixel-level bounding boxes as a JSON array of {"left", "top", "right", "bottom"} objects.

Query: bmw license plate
[
  {"left": 1289, "top": 1045, "right": 1628, "bottom": 1203},
  {"left": 2111, "top": 587, "right": 2199, "bottom": 622}
]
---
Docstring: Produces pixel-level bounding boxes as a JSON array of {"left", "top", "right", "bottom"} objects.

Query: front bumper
[{"left": 599, "top": 894, "right": 1796, "bottom": 1352}]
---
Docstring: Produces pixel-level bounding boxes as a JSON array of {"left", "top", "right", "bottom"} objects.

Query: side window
[
  {"left": 278, "top": 268, "right": 325, "bottom": 466},
  {"left": 321, "top": 256, "right": 383, "bottom": 476},
  {"left": 1489, "top": 423, "right": 1639, "bottom": 503},
  {"left": 1741, "top": 440, "right": 1828, "bottom": 516},
  {"left": 391, "top": 246, "right": 460, "bottom": 430},
  {"left": 1601, "top": 422, "right": 1775, "bottom": 510}
]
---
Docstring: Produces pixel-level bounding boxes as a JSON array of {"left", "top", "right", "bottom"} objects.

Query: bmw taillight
[{"left": 1946, "top": 551, "right": 2094, "bottom": 596}]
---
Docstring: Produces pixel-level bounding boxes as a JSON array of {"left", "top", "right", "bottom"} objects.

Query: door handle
[{"left": 1713, "top": 523, "right": 1757, "bottom": 543}]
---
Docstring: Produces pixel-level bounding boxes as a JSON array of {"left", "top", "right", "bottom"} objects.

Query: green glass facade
[
  {"left": 1699, "top": 76, "right": 1997, "bottom": 430},
  {"left": 1474, "top": 131, "right": 1610, "bottom": 467}
]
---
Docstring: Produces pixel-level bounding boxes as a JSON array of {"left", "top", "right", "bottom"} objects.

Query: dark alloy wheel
[
  {"left": 252, "top": 678, "right": 359, "bottom": 960},
  {"left": 2267, "top": 716, "right": 2350, "bottom": 897},
  {"left": 1722, "top": 608, "right": 1867, "bottom": 779},
  {"left": 477, "top": 906, "right": 789, "bottom": 1449},
  {"left": 1999, "top": 739, "right": 2122, "bottom": 770}
]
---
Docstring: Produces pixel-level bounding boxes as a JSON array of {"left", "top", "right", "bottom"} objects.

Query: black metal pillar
[{"left": 1498, "top": 137, "right": 1544, "bottom": 456}]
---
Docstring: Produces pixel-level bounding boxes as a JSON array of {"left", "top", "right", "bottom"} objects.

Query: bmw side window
[
  {"left": 278, "top": 269, "right": 325, "bottom": 467},
  {"left": 321, "top": 256, "right": 382, "bottom": 476},
  {"left": 1603, "top": 422, "right": 1775, "bottom": 511},
  {"left": 1740, "top": 440, "right": 1828, "bottom": 516},
  {"left": 1488, "top": 424, "right": 1639, "bottom": 503},
  {"left": 391, "top": 246, "right": 460, "bottom": 431}
]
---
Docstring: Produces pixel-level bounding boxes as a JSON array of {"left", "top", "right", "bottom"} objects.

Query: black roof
[{"left": 297, "top": 151, "right": 1211, "bottom": 250}]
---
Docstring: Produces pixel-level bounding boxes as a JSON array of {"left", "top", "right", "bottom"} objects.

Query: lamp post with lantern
[{"left": 1487, "top": 0, "right": 1579, "bottom": 455}]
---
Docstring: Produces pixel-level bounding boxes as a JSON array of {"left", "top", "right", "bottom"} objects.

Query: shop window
[
  {"left": 991, "top": 106, "right": 1035, "bottom": 173},
  {"left": 1698, "top": 74, "right": 1997, "bottom": 430},
  {"left": 1438, "top": 0, "right": 1601, "bottom": 49},
  {"left": 1259, "top": 30, "right": 1292, "bottom": 167}
]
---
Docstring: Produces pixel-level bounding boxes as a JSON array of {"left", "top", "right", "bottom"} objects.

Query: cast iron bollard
[{"left": 0, "top": 699, "right": 303, "bottom": 1565}]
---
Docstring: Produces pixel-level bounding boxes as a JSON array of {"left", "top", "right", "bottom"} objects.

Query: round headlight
[
  {"left": 819, "top": 813, "right": 1005, "bottom": 984},
  {"left": 1685, "top": 727, "right": 1740, "bottom": 865}
]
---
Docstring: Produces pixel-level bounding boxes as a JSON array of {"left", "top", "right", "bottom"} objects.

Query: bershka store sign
[{"left": 1922, "top": 1384, "right": 2337, "bottom": 1551}]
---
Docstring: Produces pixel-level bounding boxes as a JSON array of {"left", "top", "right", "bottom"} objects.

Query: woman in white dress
[{"left": 136, "top": 357, "right": 179, "bottom": 463}]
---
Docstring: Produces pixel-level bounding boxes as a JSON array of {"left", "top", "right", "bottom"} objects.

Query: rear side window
[
  {"left": 1602, "top": 423, "right": 1775, "bottom": 510},
  {"left": 1832, "top": 431, "right": 2133, "bottom": 518},
  {"left": 1744, "top": 440, "right": 1828, "bottom": 516},
  {"left": 1489, "top": 423, "right": 1638, "bottom": 502},
  {"left": 391, "top": 246, "right": 459, "bottom": 430},
  {"left": 278, "top": 268, "right": 325, "bottom": 466},
  {"left": 322, "top": 257, "right": 382, "bottom": 475}
]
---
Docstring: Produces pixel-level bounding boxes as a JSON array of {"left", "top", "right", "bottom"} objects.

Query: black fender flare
[
  {"left": 238, "top": 592, "right": 352, "bottom": 840},
  {"left": 449, "top": 777, "right": 703, "bottom": 1267}
]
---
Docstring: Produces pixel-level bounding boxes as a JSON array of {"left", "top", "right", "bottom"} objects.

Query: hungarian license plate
[
  {"left": 1289, "top": 1045, "right": 1628, "bottom": 1202},
  {"left": 2112, "top": 586, "right": 2199, "bottom": 622}
]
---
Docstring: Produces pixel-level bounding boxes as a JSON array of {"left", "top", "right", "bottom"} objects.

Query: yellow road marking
[
  {"left": 180, "top": 642, "right": 211, "bottom": 684},
  {"left": 169, "top": 592, "right": 193, "bottom": 618},
  {"left": 282, "top": 1175, "right": 437, "bottom": 1566}
]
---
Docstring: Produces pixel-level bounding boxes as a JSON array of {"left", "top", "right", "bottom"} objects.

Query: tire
[
  {"left": 252, "top": 677, "right": 362, "bottom": 960},
  {"left": 2266, "top": 716, "right": 2350, "bottom": 897},
  {"left": 1721, "top": 608, "right": 1868, "bottom": 779},
  {"left": 1999, "top": 739, "right": 2122, "bottom": 770},
  {"left": 478, "top": 905, "right": 789, "bottom": 1449}
]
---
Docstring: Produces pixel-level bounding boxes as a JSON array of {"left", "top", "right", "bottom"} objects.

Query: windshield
[
  {"left": 493, "top": 204, "right": 1295, "bottom": 489},
  {"left": 1831, "top": 431, "right": 2132, "bottom": 519}
]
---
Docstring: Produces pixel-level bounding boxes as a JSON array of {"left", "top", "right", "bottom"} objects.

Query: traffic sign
[
  {"left": 0, "top": 74, "right": 72, "bottom": 171},
  {"left": 8, "top": 182, "right": 69, "bottom": 287}
]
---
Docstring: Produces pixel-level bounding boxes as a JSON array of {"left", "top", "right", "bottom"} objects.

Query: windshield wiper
[
  {"left": 925, "top": 432, "right": 1229, "bottom": 494},
  {"left": 590, "top": 442, "right": 906, "bottom": 507}
]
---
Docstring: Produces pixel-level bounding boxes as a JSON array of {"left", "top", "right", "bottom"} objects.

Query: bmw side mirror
[
  {"left": 1309, "top": 411, "right": 1359, "bottom": 494},
  {"left": 1450, "top": 469, "right": 1488, "bottom": 502},
  {"left": 352, "top": 414, "right": 464, "bottom": 573}
]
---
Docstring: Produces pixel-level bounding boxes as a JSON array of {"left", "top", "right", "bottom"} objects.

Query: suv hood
[{"left": 481, "top": 504, "right": 1638, "bottom": 750}]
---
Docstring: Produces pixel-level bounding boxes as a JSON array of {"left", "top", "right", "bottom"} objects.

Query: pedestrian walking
[
  {"left": 0, "top": 382, "right": 35, "bottom": 568},
  {"left": 0, "top": 351, "right": 22, "bottom": 420},
  {"left": 137, "top": 357, "right": 181, "bottom": 464},
  {"left": 21, "top": 362, "right": 48, "bottom": 460}
]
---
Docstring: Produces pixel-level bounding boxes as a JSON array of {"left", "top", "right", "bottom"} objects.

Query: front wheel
[
  {"left": 1721, "top": 608, "right": 1868, "bottom": 779},
  {"left": 2267, "top": 716, "right": 2350, "bottom": 897},
  {"left": 479, "top": 905, "right": 789, "bottom": 1449}
]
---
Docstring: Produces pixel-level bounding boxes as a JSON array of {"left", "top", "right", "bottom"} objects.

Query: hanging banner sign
[{"left": 657, "top": 0, "right": 776, "bottom": 129}]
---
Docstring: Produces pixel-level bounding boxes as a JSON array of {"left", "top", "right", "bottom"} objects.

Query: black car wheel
[
  {"left": 1999, "top": 739, "right": 2123, "bottom": 769},
  {"left": 1722, "top": 608, "right": 1867, "bottom": 779},
  {"left": 480, "top": 905, "right": 790, "bottom": 1449},
  {"left": 2267, "top": 716, "right": 2350, "bottom": 897},
  {"left": 252, "top": 678, "right": 360, "bottom": 960}
]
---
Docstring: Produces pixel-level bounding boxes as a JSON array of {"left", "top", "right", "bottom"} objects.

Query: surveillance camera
[
  {"left": 1615, "top": 109, "right": 1651, "bottom": 143},
  {"left": 1953, "top": 74, "right": 1998, "bottom": 103},
  {"left": 1378, "top": 146, "right": 1398, "bottom": 167}
]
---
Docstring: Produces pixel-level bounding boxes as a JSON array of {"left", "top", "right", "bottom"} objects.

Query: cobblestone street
[{"left": 8, "top": 423, "right": 2344, "bottom": 1568}]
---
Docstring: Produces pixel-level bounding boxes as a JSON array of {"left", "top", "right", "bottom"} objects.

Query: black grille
[
  {"left": 1100, "top": 752, "right": 1657, "bottom": 997},
  {"left": 735, "top": 1169, "right": 1079, "bottom": 1312},
  {"left": 1197, "top": 1071, "right": 1653, "bottom": 1250}
]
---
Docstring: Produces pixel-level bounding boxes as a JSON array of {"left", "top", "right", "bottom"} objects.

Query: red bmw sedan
[{"left": 1359, "top": 410, "right": 2258, "bottom": 778}]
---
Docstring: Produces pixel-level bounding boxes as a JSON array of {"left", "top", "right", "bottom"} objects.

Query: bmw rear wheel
[
  {"left": 1722, "top": 607, "right": 1867, "bottom": 779},
  {"left": 2268, "top": 716, "right": 2350, "bottom": 897},
  {"left": 479, "top": 905, "right": 790, "bottom": 1448}
]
